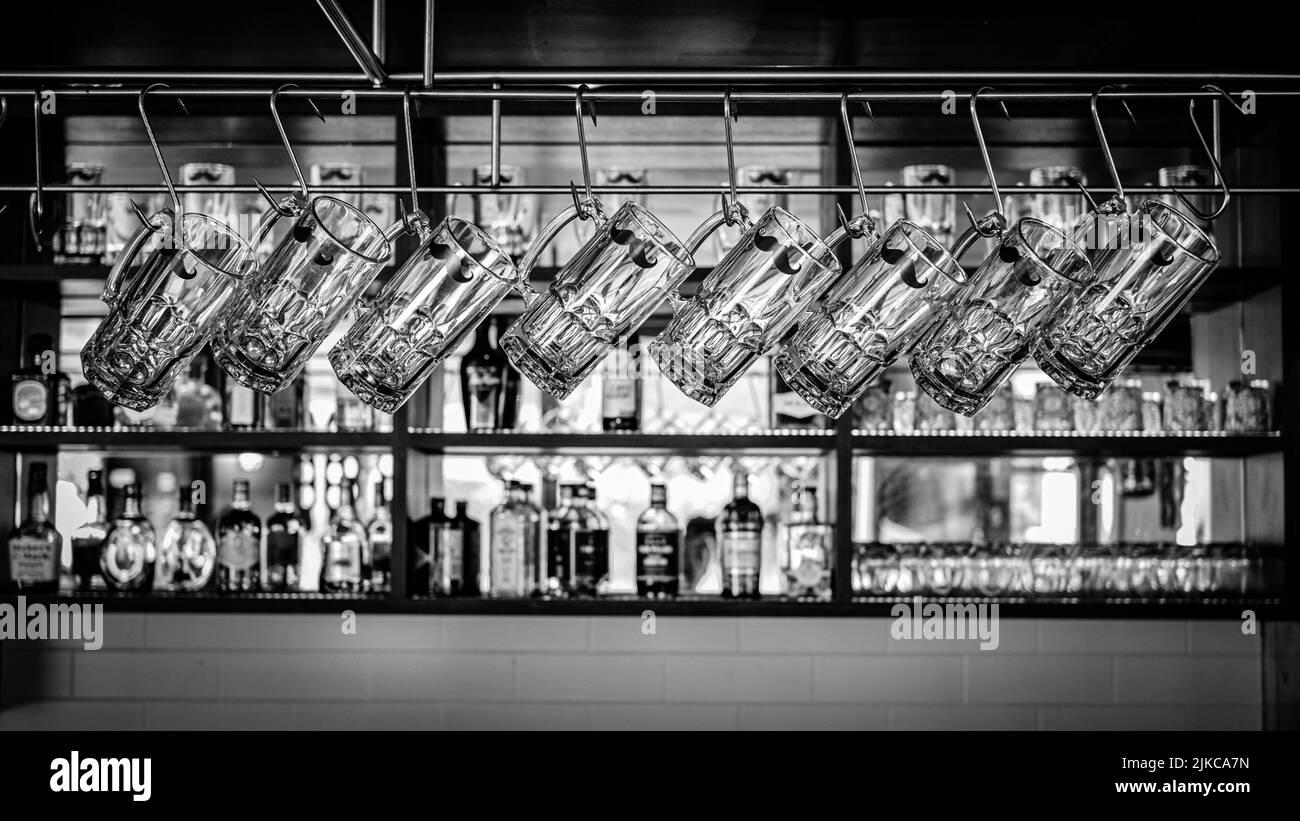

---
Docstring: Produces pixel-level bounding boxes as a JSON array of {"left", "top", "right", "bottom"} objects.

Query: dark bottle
[
  {"left": 101, "top": 483, "right": 157, "bottom": 593},
  {"left": 366, "top": 480, "right": 393, "bottom": 593},
  {"left": 70, "top": 470, "right": 109, "bottom": 592},
  {"left": 407, "top": 496, "right": 440, "bottom": 596},
  {"left": 426, "top": 497, "right": 452, "bottom": 596},
  {"left": 222, "top": 372, "right": 263, "bottom": 430},
  {"left": 544, "top": 484, "right": 579, "bottom": 596},
  {"left": 263, "top": 376, "right": 305, "bottom": 429},
  {"left": 636, "top": 482, "right": 681, "bottom": 598},
  {"left": 11, "top": 333, "right": 69, "bottom": 426},
  {"left": 719, "top": 471, "right": 763, "bottom": 599},
  {"left": 216, "top": 480, "right": 262, "bottom": 592},
  {"left": 6, "top": 462, "right": 60, "bottom": 593},
  {"left": 497, "top": 319, "right": 522, "bottom": 431},
  {"left": 460, "top": 319, "right": 518, "bottom": 432},
  {"left": 601, "top": 345, "right": 642, "bottom": 431},
  {"left": 264, "top": 483, "right": 303, "bottom": 592},
  {"left": 71, "top": 383, "right": 115, "bottom": 427},
  {"left": 547, "top": 484, "right": 608, "bottom": 598},
  {"left": 452, "top": 500, "right": 481, "bottom": 596}
]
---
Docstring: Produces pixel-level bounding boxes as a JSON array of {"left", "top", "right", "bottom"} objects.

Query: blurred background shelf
[
  {"left": 407, "top": 429, "right": 837, "bottom": 455},
  {"left": 0, "top": 427, "right": 395, "bottom": 453},
  {"left": 849, "top": 430, "right": 1283, "bottom": 457}
]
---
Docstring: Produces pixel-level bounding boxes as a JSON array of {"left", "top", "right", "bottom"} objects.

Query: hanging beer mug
[
  {"left": 498, "top": 87, "right": 743, "bottom": 400},
  {"left": 648, "top": 92, "right": 877, "bottom": 407},
  {"left": 212, "top": 85, "right": 403, "bottom": 395},
  {"left": 81, "top": 85, "right": 258, "bottom": 411}
]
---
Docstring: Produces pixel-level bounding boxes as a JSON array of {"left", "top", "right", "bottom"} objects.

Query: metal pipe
[
  {"left": 316, "top": 0, "right": 388, "bottom": 86},
  {"left": 0, "top": 184, "right": 1292, "bottom": 195},
  {"left": 491, "top": 82, "right": 501, "bottom": 186},
  {"left": 423, "top": 0, "right": 435, "bottom": 87},
  {"left": 0, "top": 71, "right": 369, "bottom": 83},
  {"left": 371, "top": 0, "right": 387, "bottom": 64}
]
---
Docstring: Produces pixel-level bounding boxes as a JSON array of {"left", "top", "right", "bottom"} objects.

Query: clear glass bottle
[
  {"left": 157, "top": 487, "right": 216, "bottom": 592},
  {"left": 71, "top": 469, "right": 109, "bottom": 592},
  {"left": 216, "top": 479, "right": 262, "bottom": 592},
  {"left": 779, "top": 484, "right": 833, "bottom": 600},
  {"left": 601, "top": 346, "right": 641, "bottom": 431},
  {"left": 489, "top": 481, "right": 537, "bottom": 597},
  {"left": 424, "top": 496, "right": 448, "bottom": 596},
  {"left": 636, "top": 482, "right": 682, "bottom": 599},
  {"left": 101, "top": 482, "right": 157, "bottom": 593},
  {"left": 719, "top": 471, "right": 763, "bottom": 599},
  {"left": 223, "top": 373, "right": 263, "bottom": 430},
  {"left": 430, "top": 496, "right": 463, "bottom": 597},
  {"left": 453, "top": 500, "right": 481, "bottom": 596},
  {"left": 321, "top": 479, "right": 367, "bottom": 593},
  {"left": 336, "top": 389, "right": 373, "bottom": 432},
  {"left": 366, "top": 480, "right": 393, "bottom": 594},
  {"left": 7, "top": 462, "right": 61, "bottom": 593},
  {"left": 264, "top": 483, "right": 303, "bottom": 592},
  {"left": 172, "top": 355, "right": 223, "bottom": 430},
  {"left": 461, "top": 320, "right": 508, "bottom": 432}
]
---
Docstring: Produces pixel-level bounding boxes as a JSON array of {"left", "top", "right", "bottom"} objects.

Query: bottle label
[
  {"left": 491, "top": 517, "right": 521, "bottom": 592},
  {"left": 602, "top": 378, "right": 637, "bottom": 418},
  {"left": 218, "top": 530, "right": 259, "bottom": 571},
  {"left": 103, "top": 532, "right": 148, "bottom": 583},
  {"left": 8, "top": 535, "right": 57, "bottom": 583},
  {"left": 720, "top": 531, "right": 761, "bottom": 572},
  {"left": 572, "top": 530, "right": 608, "bottom": 586},
  {"left": 266, "top": 530, "right": 300, "bottom": 570},
  {"left": 228, "top": 385, "right": 256, "bottom": 426},
  {"left": 467, "top": 365, "right": 501, "bottom": 430},
  {"left": 13, "top": 379, "right": 48, "bottom": 422},
  {"left": 636, "top": 531, "right": 679, "bottom": 584},
  {"left": 444, "top": 528, "right": 464, "bottom": 584}
]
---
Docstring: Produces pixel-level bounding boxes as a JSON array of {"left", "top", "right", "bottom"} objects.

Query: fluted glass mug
[
  {"left": 774, "top": 220, "right": 966, "bottom": 418},
  {"left": 649, "top": 206, "right": 853, "bottom": 407},
  {"left": 1033, "top": 200, "right": 1221, "bottom": 400},
  {"left": 499, "top": 200, "right": 734, "bottom": 400},
  {"left": 329, "top": 216, "right": 520, "bottom": 412},
  {"left": 909, "top": 217, "right": 1093, "bottom": 416},
  {"left": 82, "top": 210, "right": 257, "bottom": 410},
  {"left": 213, "top": 195, "right": 396, "bottom": 394}
]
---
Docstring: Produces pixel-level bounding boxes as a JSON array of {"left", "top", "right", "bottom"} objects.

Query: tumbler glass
[{"left": 902, "top": 164, "right": 957, "bottom": 248}]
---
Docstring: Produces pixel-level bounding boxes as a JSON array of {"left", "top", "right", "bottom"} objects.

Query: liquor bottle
[
  {"left": 71, "top": 383, "right": 115, "bottom": 427},
  {"left": 216, "top": 479, "right": 262, "bottom": 592},
  {"left": 488, "top": 481, "right": 533, "bottom": 597},
  {"left": 70, "top": 470, "right": 109, "bottom": 592},
  {"left": 264, "top": 483, "right": 303, "bottom": 592},
  {"left": 407, "top": 497, "right": 436, "bottom": 596},
  {"left": 10, "top": 333, "right": 69, "bottom": 426},
  {"left": 263, "top": 376, "right": 305, "bottom": 429},
  {"left": 498, "top": 319, "right": 522, "bottom": 431},
  {"left": 430, "top": 496, "right": 464, "bottom": 596},
  {"left": 101, "top": 483, "right": 157, "bottom": 592},
  {"left": 770, "top": 362, "right": 824, "bottom": 430},
  {"left": 320, "top": 479, "right": 367, "bottom": 593},
  {"left": 223, "top": 372, "right": 262, "bottom": 430},
  {"left": 601, "top": 346, "right": 642, "bottom": 431},
  {"left": 172, "top": 355, "right": 223, "bottom": 430},
  {"left": 366, "top": 480, "right": 393, "bottom": 593},
  {"left": 7, "top": 462, "right": 60, "bottom": 592},
  {"left": 423, "top": 496, "right": 448, "bottom": 595},
  {"left": 461, "top": 320, "right": 509, "bottom": 432},
  {"left": 636, "top": 482, "right": 682, "bottom": 598},
  {"left": 544, "top": 484, "right": 577, "bottom": 596},
  {"left": 581, "top": 486, "right": 611, "bottom": 596},
  {"left": 778, "top": 484, "right": 833, "bottom": 600},
  {"left": 719, "top": 471, "right": 763, "bottom": 599},
  {"left": 452, "top": 500, "right": 481, "bottom": 596},
  {"left": 157, "top": 487, "right": 216, "bottom": 592},
  {"left": 518, "top": 483, "right": 543, "bottom": 595},
  {"left": 336, "top": 389, "right": 373, "bottom": 432}
]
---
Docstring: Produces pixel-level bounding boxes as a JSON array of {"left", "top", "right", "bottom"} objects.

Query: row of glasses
[{"left": 853, "top": 542, "right": 1278, "bottom": 598}]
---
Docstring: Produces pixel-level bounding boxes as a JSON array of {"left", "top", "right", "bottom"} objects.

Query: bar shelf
[
  {"left": 0, "top": 427, "right": 395, "bottom": 453},
  {"left": 407, "top": 429, "right": 838, "bottom": 455},
  {"left": 850, "top": 430, "right": 1282, "bottom": 457}
]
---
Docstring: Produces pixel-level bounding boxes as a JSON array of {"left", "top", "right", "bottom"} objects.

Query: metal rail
[
  {"left": 0, "top": 185, "right": 1292, "bottom": 196},
  {"left": 316, "top": 0, "right": 388, "bottom": 86}
]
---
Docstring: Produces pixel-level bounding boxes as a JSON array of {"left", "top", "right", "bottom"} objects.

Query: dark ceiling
[{"left": 1, "top": 3, "right": 1293, "bottom": 74}]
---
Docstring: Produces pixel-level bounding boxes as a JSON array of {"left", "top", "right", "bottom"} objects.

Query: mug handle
[
  {"left": 663, "top": 205, "right": 755, "bottom": 309},
  {"left": 102, "top": 209, "right": 171, "bottom": 310},
  {"left": 512, "top": 199, "right": 604, "bottom": 308},
  {"left": 249, "top": 193, "right": 306, "bottom": 253},
  {"left": 949, "top": 208, "right": 1008, "bottom": 260}
]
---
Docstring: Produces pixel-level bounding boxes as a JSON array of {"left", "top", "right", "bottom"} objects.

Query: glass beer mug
[
  {"left": 81, "top": 210, "right": 258, "bottom": 411},
  {"left": 649, "top": 206, "right": 854, "bottom": 407},
  {"left": 909, "top": 217, "right": 1093, "bottom": 416},
  {"left": 499, "top": 200, "right": 735, "bottom": 400},
  {"left": 212, "top": 194, "right": 396, "bottom": 394},
  {"left": 1033, "top": 200, "right": 1221, "bottom": 400},
  {"left": 774, "top": 220, "right": 966, "bottom": 418},
  {"left": 329, "top": 216, "right": 520, "bottom": 413}
]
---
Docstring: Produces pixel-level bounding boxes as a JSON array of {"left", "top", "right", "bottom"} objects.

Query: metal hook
[
  {"left": 29, "top": 90, "right": 45, "bottom": 251},
  {"left": 0, "top": 97, "right": 6, "bottom": 217},
  {"left": 400, "top": 85, "right": 421, "bottom": 233},
  {"left": 1169, "top": 85, "right": 1240, "bottom": 221},
  {"left": 252, "top": 83, "right": 325, "bottom": 216},
  {"left": 569, "top": 85, "right": 599, "bottom": 219},
  {"left": 839, "top": 90, "right": 873, "bottom": 218},
  {"left": 1083, "top": 85, "right": 1136, "bottom": 213},
  {"left": 722, "top": 87, "right": 743, "bottom": 223},
  {"left": 137, "top": 83, "right": 189, "bottom": 246},
  {"left": 964, "top": 87, "right": 1011, "bottom": 237}
]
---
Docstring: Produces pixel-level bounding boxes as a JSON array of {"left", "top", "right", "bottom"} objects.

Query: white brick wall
[{"left": 0, "top": 615, "right": 1261, "bottom": 730}]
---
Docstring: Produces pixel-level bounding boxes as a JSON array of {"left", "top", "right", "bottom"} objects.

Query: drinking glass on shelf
[
  {"left": 852, "top": 381, "right": 893, "bottom": 431},
  {"left": 901, "top": 164, "right": 957, "bottom": 248},
  {"left": 1164, "top": 378, "right": 1210, "bottom": 431},
  {"left": 1141, "top": 390, "right": 1164, "bottom": 432},
  {"left": 310, "top": 162, "right": 364, "bottom": 207},
  {"left": 53, "top": 163, "right": 107, "bottom": 265},
  {"left": 1029, "top": 165, "right": 1088, "bottom": 235},
  {"left": 1033, "top": 383, "right": 1073, "bottom": 432},
  {"left": 1158, "top": 165, "right": 1215, "bottom": 239},
  {"left": 1072, "top": 395, "right": 1100, "bottom": 433},
  {"left": 1225, "top": 378, "right": 1271, "bottom": 431},
  {"left": 853, "top": 543, "right": 899, "bottom": 596},
  {"left": 1099, "top": 378, "right": 1144, "bottom": 432},
  {"left": 178, "top": 162, "right": 237, "bottom": 226},
  {"left": 976, "top": 385, "right": 1015, "bottom": 432},
  {"left": 916, "top": 391, "right": 957, "bottom": 431},
  {"left": 576, "top": 167, "right": 649, "bottom": 244},
  {"left": 448, "top": 164, "right": 539, "bottom": 264},
  {"left": 713, "top": 166, "right": 790, "bottom": 258},
  {"left": 910, "top": 218, "right": 1093, "bottom": 416},
  {"left": 1027, "top": 543, "right": 1071, "bottom": 595},
  {"left": 892, "top": 391, "right": 917, "bottom": 433}
]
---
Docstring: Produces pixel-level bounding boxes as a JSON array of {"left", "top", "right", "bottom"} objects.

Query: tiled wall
[{"left": 0, "top": 615, "right": 1260, "bottom": 731}]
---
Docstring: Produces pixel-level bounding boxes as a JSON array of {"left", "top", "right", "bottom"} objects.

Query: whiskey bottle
[
  {"left": 423, "top": 496, "right": 448, "bottom": 595},
  {"left": 498, "top": 319, "right": 522, "bottom": 431},
  {"left": 579, "top": 485, "right": 611, "bottom": 596},
  {"left": 10, "top": 333, "right": 68, "bottom": 426},
  {"left": 264, "top": 483, "right": 303, "bottom": 592},
  {"left": 157, "top": 487, "right": 216, "bottom": 592},
  {"left": 321, "top": 479, "right": 367, "bottom": 593},
  {"left": 719, "top": 470, "right": 763, "bottom": 599},
  {"left": 636, "top": 482, "right": 681, "bottom": 598},
  {"left": 101, "top": 482, "right": 157, "bottom": 593},
  {"left": 600, "top": 345, "right": 642, "bottom": 431},
  {"left": 544, "top": 484, "right": 577, "bottom": 596},
  {"left": 461, "top": 320, "right": 508, "bottom": 432},
  {"left": 223, "top": 372, "right": 262, "bottom": 430},
  {"left": 7, "top": 462, "right": 60, "bottom": 593},
  {"left": 216, "top": 479, "right": 262, "bottom": 592},
  {"left": 778, "top": 484, "right": 833, "bottom": 600},
  {"left": 430, "top": 497, "right": 463, "bottom": 596},
  {"left": 70, "top": 469, "right": 109, "bottom": 592},
  {"left": 452, "top": 500, "right": 480, "bottom": 596},
  {"left": 366, "top": 480, "right": 393, "bottom": 593},
  {"left": 407, "top": 496, "right": 438, "bottom": 596}
]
